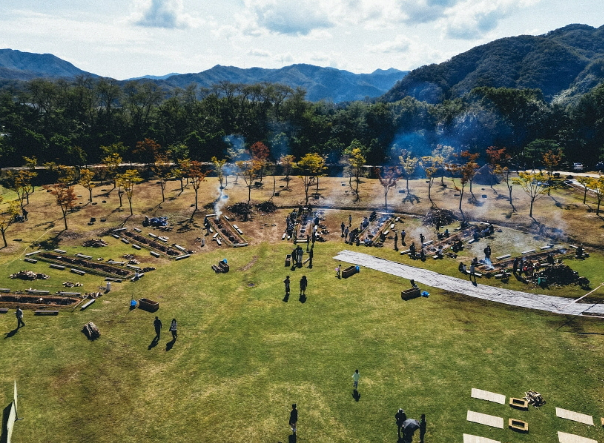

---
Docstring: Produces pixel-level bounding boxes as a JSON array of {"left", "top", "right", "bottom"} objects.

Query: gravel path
[{"left": 333, "top": 250, "right": 604, "bottom": 317}]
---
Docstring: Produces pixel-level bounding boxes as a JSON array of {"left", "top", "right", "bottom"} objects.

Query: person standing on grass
[
  {"left": 336, "top": 264, "right": 341, "bottom": 279},
  {"left": 341, "top": 221, "right": 346, "bottom": 236},
  {"left": 469, "top": 258, "right": 477, "bottom": 284},
  {"left": 394, "top": 231, "right": 398, "bottom": 251},
  {"left": 401, "top": 229, "right": 406, "bottom": 246},
  {"left": 289, "top": 404, "right": 298, "bottom": 434},
  {"left": 352, "top": 369, "right": 360, "bottom": 391},
  {"left": 419, "top": 233, "right": 425, "bottom": 245},
  {"left": 169, "top": 319, "right": 177, "bottom": 340},
  {"left": 419, "top": 414, "right": 426, "bottom": 443},
  {"left": 153, "top": 316, "right": 162, "bottom": 339},
  {"left": 16, "top": 307, "right": 25, "bottom": 328},
  {"left": 300, "top": 276, "right": 308, "bottom": 296},
  {"left": 349, "top": 214, "right": 352, "bottom": 226},
  {"left": 395, "top": 408, "right": 407, "bottom": 440},
  {"left": 284, "top": 276, "right": 291, "bottom": 296},
  {"left": 308, "top": 247, "right": 314, "bottom": 268},
  {"left": 344, "top": 226, "right": 349, "bottom": 243}
]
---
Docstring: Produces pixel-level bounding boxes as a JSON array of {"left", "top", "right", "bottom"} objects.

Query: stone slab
[
  {"left": 558, "top": 431, "right": 597, "bottom": 443},
  {"left": 463, "top": 434, "right": 500, "bottom": 443},
  {"left": 471, "top": 388, "right": 506, "bottom": 404},
  {"left": 556, "top": 408, "right": 594, "bottom": 425},
  {"left": 467, "top": 411, "right": 504, "bottom": 429}
]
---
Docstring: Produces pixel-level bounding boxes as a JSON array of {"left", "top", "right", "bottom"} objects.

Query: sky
[{"left": 0, "top": 0, "right": 603, "bottom": 80}]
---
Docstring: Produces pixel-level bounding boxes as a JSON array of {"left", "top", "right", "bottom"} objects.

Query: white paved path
[{"left": 333, "top": 250, "right": 604, "bottom": 317}]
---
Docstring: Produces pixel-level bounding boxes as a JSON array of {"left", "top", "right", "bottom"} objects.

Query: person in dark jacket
[
  {"left": 153, "top": 316, "right": 162, "bottom": 339},
  {"left": 284, "top": 276, "right": 291, "bottom": 296},
  {"left": 289, "top": 404, "right": 298, "bottom": 434},
  {"left": 299, "top": 276, "right": 308, "bottom": 296},
  {"left": 16, "top": 307, "right": 25, "bottom": 328},
  {"left": 395, "top": 408, "right": 407, "bottom": 440}
]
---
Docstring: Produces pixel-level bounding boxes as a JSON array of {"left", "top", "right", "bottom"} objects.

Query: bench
[
  {"left": 35, "top": 310, "right": 59, "bottom": 316},
  {"left": 401, "top": 287, "right": 421, "bottom": 301}
]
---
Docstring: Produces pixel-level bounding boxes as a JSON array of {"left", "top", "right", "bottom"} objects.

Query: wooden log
[
  {"left": 121, "top": 238, "right": 130, "bottom": 244},
  {"left": 132, "top": 244, "right": 141, "bottom": 250},
  {"left": 134, "top": 227, "right": 142, "bottom": 232},
  {"left": 58, "top": 291, "right": 81, "bottom": 296},
  {"left": 496, "top": 254, "right": 511, "bottom": 260},
  {"left": 150, "top": 251, "right": 160, "bottom": 258},
  {"left": 0, "top": 288, "right": 10, "bottom": 293},
  {"left": 104, "top": 277, "right": 122, "bottom": 282},
  {"left": 76, "top": 253, "right": 93, "bottom": 259},
  {"left": 25, "top": 251, "right": 41, "bottom": 256},
  {"left": 174, "top": 244, "right": 187, "bottom": 252},
  {"left": 71, "top": 268, "right": 86, "bottom": 275},
  {"left": 521, "top": 249, "right": 535, "bottom": 254},
  {"left": 175, "top": 254, "right": 190, "bottom": 260},
  {"left": 27, "top": 289, "right": 50, "bottom": 294},
  {"left": 35, "top": 310, "right": 59, "bottom": 316},
  {"left": 54, "top": 249, "right": 67, "bottom": 253},
  {"left": 50, "top": 264, "right": 66, "bottom": 270},
  {"left": 24, "top": 258, "right": 38, "bottom": 264},
  {"left": 149, "top": 233, "right": 158, "bottom": 238},
  {"left": 127, "top": 264, "right": 141, "bottom": 270},
  {"left": 112, "top": 234, "right": 120, "bottom": 239}
]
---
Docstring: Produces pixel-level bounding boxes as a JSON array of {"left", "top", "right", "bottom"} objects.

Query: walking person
[
  {"left": 335, "top": 264, "right": 341, "bottom": 279},
  {"left": 469, "top": 257, "right": 478, "bottom": 284},
  {"left": 394, "top": 231, "right": 398, "bottom": 251},
  {"left": 289, "top": 404, "right": 298, "bottom": 434},
  {"left": 153, "top": 316, "right": 162, "bottom": 339},
  {"left": 401, "top": 229, "right": 406, "bottom": 246},
  {"left": 16, "top": 307, "right": 25, "bottom": 328},
  {"left": 22, "top": 208, "right": 28, "bottom": 221},
  {"left": 419, "top": 233, "right": 425, "bottom": 245},
  {"left": 341, "top": 221, "right": 345, "bottom": 237},
  {"left": 484, "top": 244, "right": 491, "bottom": 260},
  {"left": 395, "top": 408, "right": 407, "bottom": 440},
  {"left": 308, "top": 247, "right": 313, "bottom": 268},
  {"left": 352, "top": 369, "right": 360, "bottom": 391},
  {"left": 344, "top": 226, "right": 349, "bottom": 243},
  {"left": 169, "top": 318, "right": 178, "bottom": 340},
  {"left": 300, "top": 276, "right": 308, "bottom": 296},
  {"left": 419, "top": 414, "right": 426, "bottom": 443},
  {"left": 284, "top": 276, "right": 291, "bottom": 297},
  {"left": 348, "top": 214, "right": 352, "bottom": 226}
]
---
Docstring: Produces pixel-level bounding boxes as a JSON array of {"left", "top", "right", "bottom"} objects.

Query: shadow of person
[
  {"left": 4, "top": 328, "right": 19, "bottom": 339},
  {"left": 148, "top": 336, "right": 160, "bottom": 350},
  {"left": 352, "top": 390, "right": 361, "bottom": 402},
  {"left": 166, "top": 338, "right": 176, "bottom": 351},
  {"left": 288, "top": 434, "right": 297, "bottom": 443},
  {"left": 283, "top": 294, "right": 289, "bottom": 303},
  {"left": 299, "top": 294, "right": 307, "bottom": 303}
]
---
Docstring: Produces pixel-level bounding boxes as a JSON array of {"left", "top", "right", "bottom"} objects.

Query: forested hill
[
  {"left": 153, "top": 65, "right": 407, "bottom": 103},
  {"left": 0, "top": 49, "right": 96, "bottom": 80},
  {"left": 382, "top": 24, "right": 604, "bottom": 104},
  {"left": 0, "top": 48, "right": 406, "bottom": 103}
]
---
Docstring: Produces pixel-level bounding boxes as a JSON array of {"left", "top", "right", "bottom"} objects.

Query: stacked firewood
[
  {"left": 83, "top": 239, "right": 108, "bottom": 247},
  {"left": 10, "top": 270, "right": 50, "bottom": 280},
  {"left": 523, "top": 390, "right": 545, "bottom": 407},
  {"left": 82, "top": 322, "right": 100, "bottom": 340}
]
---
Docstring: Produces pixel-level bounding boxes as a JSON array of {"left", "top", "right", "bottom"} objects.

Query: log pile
[
  {"left": 535, "top": 264, "right": 590, "bottom": 288},
  {"left": 423, "top": 208, "right": 457, "bottom": 227},
  {"left": 83, "top": 239, "right": 108, "bottom": 247},
  {"left": 523, "top": 390, "right": 545, "bottom": 407},
  {"left": 82, "top": 322, "right": 100, "bottom": 340},
  {"left": 10, "top": 270, "right": 50, "bottom": 280}
]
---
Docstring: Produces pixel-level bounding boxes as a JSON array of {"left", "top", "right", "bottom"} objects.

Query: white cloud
[
  {"left": 367, "top": 35, "right": 412, "bottom": 54},
  {"left": 132, "top": 0, "right": 199, "bottom": 29},
  {"left": 244, "top": 0, "right": 334, "bottom": 35},
  {"left": 248, "top": 48, "right": 271, "bottom": 57}
]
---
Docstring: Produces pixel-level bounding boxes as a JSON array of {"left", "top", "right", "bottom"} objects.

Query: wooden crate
[
  {"left": 138, "top": 298, "right": 159, "bottom": 312},
  {"left": 401, "top": 287, "right": 421, "bottom": 301}
]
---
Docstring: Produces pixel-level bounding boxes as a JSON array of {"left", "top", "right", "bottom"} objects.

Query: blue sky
[{"left": 0, "top": 0, "right": 602, "bottom": 79}]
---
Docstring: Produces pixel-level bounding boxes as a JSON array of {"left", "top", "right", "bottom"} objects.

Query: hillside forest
[{"left": 1, "top": 77, "right": 604, "bottom": 171}]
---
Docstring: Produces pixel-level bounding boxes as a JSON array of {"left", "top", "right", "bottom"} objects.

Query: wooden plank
[
  {"left": 35, "top": 310, "right": 59, "bottom": 316},
  {"left": 471, "top": 388, "right": 506, "bottom": 404},
  {"left": 24, "top": 258, "right": 37, "bottom": 264},
  {"left": 80, "top": 299, "right": 96, "bottom": 310},
  {"left": 50, "top": 264, "right": 66, "bottom": 270}
]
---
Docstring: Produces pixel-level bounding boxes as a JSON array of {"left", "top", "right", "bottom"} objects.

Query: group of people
[
  {"left": 283, "top": 275, "right": 308, "bottom": 300},
  {"left": 153, "top": 316, "right": 178, "bottom": 341}
]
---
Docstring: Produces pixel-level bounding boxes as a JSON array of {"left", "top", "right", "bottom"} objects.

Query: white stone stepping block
[
  {"left": 558, "top": 431, "right": 597, "bottom": 443},
  {"left": 463, "top": 434, "right": 500, "bottom": 443},
  {"left": 467, "top": 411, "right": 504, "bottom": 429},
  {"left": 471, "top": 388, "right": 506, "bottom": 404},
  {"left": 556, "top": 408, "right": 594, "bottom": 425}
]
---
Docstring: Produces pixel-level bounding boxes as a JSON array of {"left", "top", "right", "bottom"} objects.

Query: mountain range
[
  {"left": 382, "top": 24, "right": 604, "bottom": 104},
  {"left": 0, "top": 48, "right": 406, "bottom": 103}
]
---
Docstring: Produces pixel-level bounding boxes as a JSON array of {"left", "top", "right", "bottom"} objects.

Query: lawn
[
  {"left": 1, "top": 176, "right": 604, "bottom": 442},
  {"left": 2, "top": 241, "right": 604, "bottom": 442}
]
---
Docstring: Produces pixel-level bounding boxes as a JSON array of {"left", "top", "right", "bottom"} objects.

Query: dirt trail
[{"left": 333, "top": 250, "right": 604, "bottom": 317}]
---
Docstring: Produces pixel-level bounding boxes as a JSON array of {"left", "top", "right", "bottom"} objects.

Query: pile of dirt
[
  {"left": 423, "top": 208, "right": 457, "bottom": 227},
  {"left": 535, "top": 264, "right": 590, "bottom": 288},
  {"left": 83, "top": 239, "right": 108, "bottom": 247},
  {"left": 228, "top": 202, "right": 253, "bottom": 221},
  {"left": 10, "top": 270, "right": 50, "bottom": 280},
  {"left": 255, "top": 201, "right": 277, "bottom": 213}
]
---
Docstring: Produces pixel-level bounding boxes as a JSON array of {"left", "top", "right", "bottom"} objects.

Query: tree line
[{"left": 1, "top": 77, "right": 604, "bottom": 169}]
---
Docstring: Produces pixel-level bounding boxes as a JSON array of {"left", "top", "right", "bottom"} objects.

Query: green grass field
[{"left": 2, "top": 240, "right": 604, "bottom": 442}]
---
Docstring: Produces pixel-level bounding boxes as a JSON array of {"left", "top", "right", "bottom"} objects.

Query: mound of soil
[
  {"left": 423, "top": 208, "right": 457, "bottom": 227},
  {"left": 256, "top": 201, "right": 277, "bottom": 213},
  {"left": 228, "top": 202, "right": 253, "bottom": 221}
]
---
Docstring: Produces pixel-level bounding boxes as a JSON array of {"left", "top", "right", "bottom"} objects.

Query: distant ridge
[
  {"left": 0, "top": 49, "right": 406, "bottom": 103},
  {"left": 382, "top": 23, "right": 604, "bottom": 104},
  {"left": 0, "top": 48, "right": 96, "bottom": 80}
]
